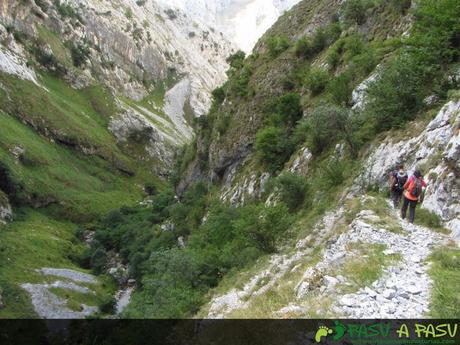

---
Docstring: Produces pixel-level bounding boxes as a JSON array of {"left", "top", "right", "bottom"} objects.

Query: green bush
[
  {"left": 211, "top": 87, "right": 226, "bottom": 105},
  {"left": 327, "top": 72, "right": 353, "bottom": 105},
  {"left": 295, "top": 38, "right": 314, "bottom": 59},
  {"left": 305, "top": 68, "right": 329, "bottom": 95},
  {"left": 226, "top": 51, "right": 246, "bottom": 70},
  {"left": 271, "top": 172, "right": 310, "bottom": 211},
  {"left": 365, "top": 54, "right": 430, "bottom": 132},
  {"left": 255, "top": 126, "right": 292, "bottom": 172},
  {"left": 319, "top": 158, "right": 348, "bottom": 187},
  {"left": 327, "top": 49, "right": 341, "bottom": 69},
  {"left": 273, "top": 92, "right": 303, "bottom": 123},
  {"left": 305, "top": 103, "right": 354, "bottom": 156},
  {"left": 342, "top": 0, "right": 368, "bottom": 25},
  {"left": 267, "top": 35, "right": 290, "bottom": 57},
  {"left": 295, "top": 24, "right": 341, "bottom": 60},
  {"left": 343, "top": 34, "right": 366, "bottom": 62},
  {"left": 99, "top": 295, "right": 116, "bottom": 314},
  {"left": 228, "top": 65, "right": 253, "bottom": 97},
  {"left": 216, "top": 114, "right": 231, "bottom": 135}
]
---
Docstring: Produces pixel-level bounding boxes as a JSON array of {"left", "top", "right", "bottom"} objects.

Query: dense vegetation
[{"left": 82, "top": 184, "right": 293, "bottom": 317}]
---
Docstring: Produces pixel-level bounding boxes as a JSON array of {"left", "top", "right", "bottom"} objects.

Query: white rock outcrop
[
  {"left": 360, "top": 100, "right": 460, "bottom": 243},
  {"left": 0, "top": 48, "right": 39, "bottom": 85}
]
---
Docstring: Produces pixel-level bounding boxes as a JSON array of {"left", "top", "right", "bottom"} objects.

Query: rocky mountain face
[{"left": 0, "top": 0, "right": 300, "bottom": 169}]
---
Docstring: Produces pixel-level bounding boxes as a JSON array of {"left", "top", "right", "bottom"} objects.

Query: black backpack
[{"left": 393, "top": 171, "right": 407, "bottom": 191}]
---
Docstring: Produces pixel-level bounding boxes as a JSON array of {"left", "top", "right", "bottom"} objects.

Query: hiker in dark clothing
[
  {"left": 389, "top": 163, "right": 408, "bottom": 208},
  {"left": 401, "top": 170, "right": 427, "bottom": 224}
]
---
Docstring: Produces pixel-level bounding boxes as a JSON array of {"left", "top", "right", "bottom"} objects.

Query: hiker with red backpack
[
  {"left": 389, "top": 163, "right": 408, "bottom": 208},
  {"left": 401, "top": 170, "right": 427, "bottom": 224}
]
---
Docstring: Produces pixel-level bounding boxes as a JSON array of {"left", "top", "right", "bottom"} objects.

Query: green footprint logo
[
  {"left": 315, "top": 326, "right": 333, "bottom": 343},
  {"left": 333, "top": 321, "right": 346, "bottom": 341}
]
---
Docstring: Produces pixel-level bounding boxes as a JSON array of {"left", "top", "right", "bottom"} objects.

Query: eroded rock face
[{"left": 359, "top": 100, "right": 460, "bottom": 243}]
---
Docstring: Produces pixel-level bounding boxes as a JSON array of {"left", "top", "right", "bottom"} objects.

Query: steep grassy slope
[{"left": 0, "top": 70, "right": 163, "bottom": 316}]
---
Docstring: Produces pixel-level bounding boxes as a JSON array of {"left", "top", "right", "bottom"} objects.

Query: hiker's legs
[
  {"left": 408, "top": 199, "right": 417, "bottom": 224},
  {"left": 392, "top": 190, "right": 402, "bottom": 208},
  {"left": 401, "top": 197, "right": 410, "bottom": 220}
]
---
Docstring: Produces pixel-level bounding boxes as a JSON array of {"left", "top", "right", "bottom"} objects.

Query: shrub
[
  {"left": 90, "top": 248, "right": 108, "bottom": 274},
  {"left": 295, "top": 24, "right": 340, "bottom": 60},
  {"left": 342, "top": 0, "right": 368, "bottom": 25},
  {"left": 306, "top": 103, "right": 353, "bottom": 155},
  {"left": 226, "top": 51, "right": 246, "bottom": 70},
  {"left": 211, "top": 87, "right": 226, "bottom": 105},
  {"left": 326, "top": 72, "right": 353, "bottom": 105},
  {"left": 295, "top": 38, "right": 313, "bottom": 59},
  {"left": 343, "top": 34, "right": 366, "bottom": 62},
  {"left": 311, "top": 28, "right": 328, "bottom": 53},
  {"left": 232, "top": 203, "right": 292, "bottom": 252},
  {"left": 273, "top": 92, "right": 303, "bottom": 123},
  {"left": 305, "top": 68, "right": 329, "bottom": 95},
  {"left": 125, "top": 8, "right": 133, "bottom": 19},
  {"left": 165, "top": 9, "right": 177, "bottom": 20},
  {"left": 228, "top": 65, "right": 253, "bottom": 97},
  {"left": 327, "top": 49, "right": 341, "bottom": 69},
  {"left": 68, "top": 42, "right": 90, "bottom": 67},
  {"left": 216, "top": 114, "right": 231, "bottom": 135},
  {"left": 272, "top": 173, "right": 310, "bottom": 211},
  {"left": 255, "top": 126, "right": 292, "bottom": 172},
  {"left": 415, "top": 208, "right": 444, "bottom": 230},
  {"left": 267, "top": 35, "right": 290, "bottom": 57},
  {"left": 319, "top": 158, "right": 347, "bottom": 187},
  {"left": 99, "top": 295, "right": 116, "bottom": 314},
  {"left": 365, "top": 54, "right": 432, "bottom": 132}
]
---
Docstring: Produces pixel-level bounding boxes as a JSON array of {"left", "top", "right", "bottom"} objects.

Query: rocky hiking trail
[
  {"left": 205, "top": 195, "right": 450, "bottom": 318},
  {"left": 332, "top": 201, "right": 447, "bottom": 318}
]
